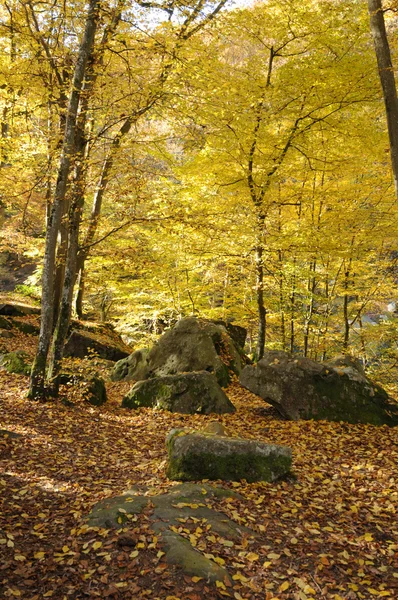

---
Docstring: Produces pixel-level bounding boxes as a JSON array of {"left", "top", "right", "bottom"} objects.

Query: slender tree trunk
[
  {"left": 368, "top": 0, "right": 398, "bottom": 197},
  {"left": 289, "top": 272, "right": 296, "bottom": 355},
  {"left": 303, "top": 260, "right": 316, "bottom": 357},
  {"left": 342, "top": 261, "right": 351, "bottom": 351},
  {"left": 255, "top": 243, "right": 266, "bottom": 360},
  {"left": 28, "top": 0, "right": 101, "bottom": 399},
  {"left": 278, "top": 249, "right": 286, "bottom": 350}
]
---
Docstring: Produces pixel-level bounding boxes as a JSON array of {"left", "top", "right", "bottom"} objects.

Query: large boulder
[
  {"left": 240, "top": 351, "right": 398, "bottom": 426},
  {"left": 111, "top": 348, "right": 150, "bottom": 382},
  {"left": 166, "top": 428, "right": 292, "bottom": 482},
  {"left": 64, "top": 329, "right": 130, "bottom": 361},
  {"left": 114, "top": 317, "right": 243, "bottom": 386},
  {"left": 122, "top": 371, "right": 235, "bottom": 414}
]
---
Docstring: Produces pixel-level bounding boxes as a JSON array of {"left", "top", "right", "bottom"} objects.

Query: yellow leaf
[
  {"left": 93, "top": 541, "right": 102, "bottom": 550},
  {"left": 8, "top": 590, "right": 21, "bottom": 598},
  {"left": 304, "top": 585, "right": 316, "bottom": 595},
  {"left": 43, "top": 592, "right": 54, "bottom": 598},
  {"left": 267, "top": 552, "right": 281, "bottom": 560},
  {"left": 62, "top": 546, "right": 70, "bottom": 553},
  {"left": 263, "top": 561, "right": 272, "bottom": 568},
  {"left": 246, "top": 552, "right": 259, "bottom": 562},
  {"left": 214, "top": 556, "right": 225, "bottom": 566},
  {"left": 279, "top": 581, "right": 290, "bottom": 592},
  {"left": 192, "top": 576, "right": 202, "bottom": 582},
  {"left": 34, "top": 551, "right": 45, "bottom": 559},
  {"left": 364, "top": 533, "right": 373, "bottom": 542},
  {"left": 14, "top": 554, "right": 26, "bottom": 561},
  {"left": 216, "top": 580, "right": 226, "bottom": 590},
  {"left": 130, "top": 550, "right": 139, "bottom": 558}
]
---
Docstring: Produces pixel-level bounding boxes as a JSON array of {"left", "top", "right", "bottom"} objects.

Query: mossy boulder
[
  {"left": 64, "top": 329, "right": 130, "bottom": 361},
  {"left": 122, "top": 371, "right": 235, "bottom": 414},
  {"left": 117, "top": 317, "right": 243, "bottom": 387},
  {"left": 0, "top": 350, "right": 31, "bottom": 375},
  {"left": 240, "top": 351, "right": 398, "bottom": 426},
  {"left": 111, "top": 348, "right": 150, "bottom": 382},
  {"left": 0, "top": 315, "right": 12, "bottom": 330},
  {"left": 166, "top": 428, "right": 292, "bottom": 482}
]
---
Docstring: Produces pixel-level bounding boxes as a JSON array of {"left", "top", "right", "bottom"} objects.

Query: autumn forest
[{"left": 0, "top": 0, "right": 397, "bottom": 599}]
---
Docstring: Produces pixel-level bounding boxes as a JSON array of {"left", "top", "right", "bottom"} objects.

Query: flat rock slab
[
  {"left": 166, "top": 429, "right": 292, "bottom": 483},
  {"left": 0, "top": 303, "right": 40, "bottom": 316},
  {"left": 122, "top": 371, "right": 235, "bottom": 414},
  {"left": 240, "top": 351, "right": 398, "bottom": 426},
  {"left": 88, "top": 483, "right": 252, "bottom": 584}
]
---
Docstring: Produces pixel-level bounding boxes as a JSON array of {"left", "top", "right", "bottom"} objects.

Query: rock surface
[
  {"left": 113, "top": 317, "right": 243, "bottom": 386},
  {"left": 166, "top": 428, "right": 292, "bottom": 482},
  {"left": 0, "top": 302, "right": 40, "bottom": 316},
  {"left": 58, "top": 373, "right": 107, "bottom": 406},
  {"left": 122, "top": 371, "right": 235, "bottom": 414},
  {"left": 240, "top": 351, "right": 398, "bottom": 426},
  {"left": 0, "top": 350, "right": 31, "bottom": 375},
  {"left": 64, "top": 329, "right": 130, "bottom": 361},
  {"left": 88, "top": 483, "right": 253, "bottom": 583},
  {"left": 82, "top": 376, "right": 107, "bottom": 406},
  {"left": 111, "top": 348, "right": 150, "bottom": 382}
]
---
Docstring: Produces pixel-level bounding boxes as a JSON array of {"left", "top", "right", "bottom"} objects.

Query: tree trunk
[
  {"left": 255, "top": 239, "right": 266, "bottom": 361},
  {"left": 368, "top": 0, "right": 398, "bottom": 197},
  {"left": 303, "top": 260, "right": 316, "bottom": 357},
  {"left": 343, "top": 263, "right": 351, "bottom": 351},
  {"left": 28, "top": 0, "right": 101, "bottom": 399}
]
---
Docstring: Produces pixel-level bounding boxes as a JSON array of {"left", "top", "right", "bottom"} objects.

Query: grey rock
[
  {"left": 117, "top": 318, "right": 243, "bottom": 386},
  {"left": 0, "top": 302, "right": 40, "bottom": 316},
  {"left": 82, "top": 376, "right": 107, "bottom": 406},
  {"left": 64, "top": 329, "right": 130, "bottom": 361},
  {"left": 88, "top": 482, "right": 251, "bottom": 584},
  {"left": 0, "top": 429, "right": 22, "bottom": 439},
  {"left": 111, "top": 348, "right": 150, "bottom": 382},
  {"left": 122, "top": 371, "right": 235, "bottom": 414},
  {"left": 10, "top": 319, "right": 40, "bottom": 335},
  {"left": 240, "top": 351, "right": 398, "bottom": 426},
  {"left": 0, "top": 315, "right": 12, "bottom": 330},
  {"left": 166, "top": 429, "right": 292, "bottom": 482},
  {"left": 0, "top": 329, "right": 14, "bottom": 339}
]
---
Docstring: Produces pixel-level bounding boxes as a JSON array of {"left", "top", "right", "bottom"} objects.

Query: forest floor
[{"left": 0, "top": 321, "right": 397, "bottom": 600}]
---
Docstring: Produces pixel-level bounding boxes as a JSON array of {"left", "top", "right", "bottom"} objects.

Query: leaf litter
[{"left": 0, "top": 337, "right": 397, "bottom": 599}]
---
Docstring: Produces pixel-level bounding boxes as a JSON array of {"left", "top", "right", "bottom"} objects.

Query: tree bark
[
  {"left": 28, "top": 0, "right": 101, "bottom": 399},
  {"left": 368, "top": 0, "right": 398, "bottom": 197}
]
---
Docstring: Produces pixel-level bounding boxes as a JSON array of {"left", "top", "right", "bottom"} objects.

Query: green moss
[
  {"left": 0, "top": 315, "right": 12, "bottom": 330},
  {"left": 1, "top": 351, "right": 31, "bottom": 376},
  {"left": 312, "top": 372, "right": 397, "bottom": 426},
  {"left": 167, "top": 449, "right": 291, "bottom": 483}
]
